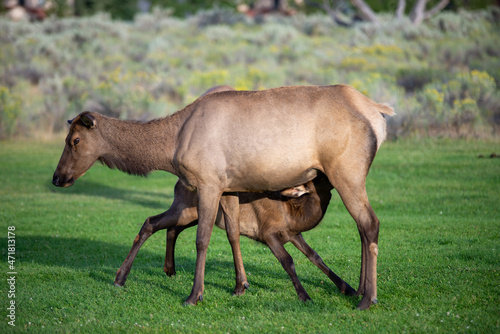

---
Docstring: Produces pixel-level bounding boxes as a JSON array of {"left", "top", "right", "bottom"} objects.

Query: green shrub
[
  {"left": 0, "top": 8, "right": 498, "bottom": 139},
  {"left": 396, "top": 68, "right": 450, "bottom": 93},
  {"left": 0, "top": 85, "right": 22, "bottom": 138},
  {"left": 415, "top": 70, "right": 498, "bottom": 136}
]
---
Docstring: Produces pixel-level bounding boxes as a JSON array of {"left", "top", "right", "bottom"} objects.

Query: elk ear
[
  {"left": 280, "top": 184, "right": 310, "bottom": 198},
  {"left": 67, "top": 118, "right": 74, "bottom": 125},
  {"left": 80, "top": 112, "right": 96, "bottom": 129}
]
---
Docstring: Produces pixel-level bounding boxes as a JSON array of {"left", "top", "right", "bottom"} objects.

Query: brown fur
[
  {"left": 52, "top": 84, "right": 393, "bottom": 309},
  {"left": 114, "top": 173, "right": 357, "bottom": 301}
]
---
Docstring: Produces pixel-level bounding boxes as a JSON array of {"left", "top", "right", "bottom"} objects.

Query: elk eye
[{"left": 73, "top": 138, "right": 80, "bottom": 146}]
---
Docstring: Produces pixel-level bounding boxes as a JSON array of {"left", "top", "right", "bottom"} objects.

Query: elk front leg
[
  {"left": 220, "top": 193, "right": 249, "bottom": 295},
  {"left": 289, "top": 234, "right": 356, "bottom": 296},
  {"left": 184, "top": 187, "right": 221, "bottom": 305}
]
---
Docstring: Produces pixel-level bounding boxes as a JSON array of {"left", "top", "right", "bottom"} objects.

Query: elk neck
[{"left": 96, "top": 111, "right": 188, "bottom": 177}]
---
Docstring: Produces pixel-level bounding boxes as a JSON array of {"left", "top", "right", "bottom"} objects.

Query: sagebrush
[{"left": 0, "top": 8, "right": 499, "bottom": 139}]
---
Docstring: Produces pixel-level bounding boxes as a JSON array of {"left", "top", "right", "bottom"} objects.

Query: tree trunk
[
  {"left": 410, "top": 0, "right": 450, "bottom": 25},
  {"left": 396, "top": 0, "right": 406, "bottom": 20},
  {"left": 350, "top": 0, "right": 379, "bottom": 24},
  {"left": 318, "top": 0, "right": 353, "bottom": 27},
  {"left": 409, "top": 0, "right": 428, "bottom": 26},
  {"left": 423, "top": 0, "right": 450, "bottom": 20}
]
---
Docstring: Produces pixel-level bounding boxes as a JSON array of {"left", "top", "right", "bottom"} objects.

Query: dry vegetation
[{"left": 1, "top": 7, "right": 499, "bottom": 139}]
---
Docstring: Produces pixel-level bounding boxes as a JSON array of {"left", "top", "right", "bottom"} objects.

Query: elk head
[{"left": 52, "top": 112, "right": 102, "bottom": 187}]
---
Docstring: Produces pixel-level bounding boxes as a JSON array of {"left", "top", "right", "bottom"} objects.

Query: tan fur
[{"left": 53, "top": 84, "right": 393, "bottom": 309}]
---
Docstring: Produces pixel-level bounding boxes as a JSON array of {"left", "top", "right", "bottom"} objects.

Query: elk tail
[{"left": 377, "top": 103, "right": 395, "bottom": 117}]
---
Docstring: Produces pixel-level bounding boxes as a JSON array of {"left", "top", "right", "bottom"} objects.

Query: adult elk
[
  {"left": 52, "top": 84, "right": 393, "bottom": 309},
  {"left": 114, "top": 172, "right": 357, "bottom": 301}
]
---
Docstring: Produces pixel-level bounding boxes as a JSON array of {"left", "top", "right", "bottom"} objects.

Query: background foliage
[
  {"left": 54, "top": 1, "right": 500, "bottom": 20},
  {"left": 1, "top": 6, "right": 499, "bottom": 140}
]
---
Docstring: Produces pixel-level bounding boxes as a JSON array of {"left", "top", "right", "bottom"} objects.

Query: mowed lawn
[{"left": 0, "top": 138, "right": 498, "bottom": 333}]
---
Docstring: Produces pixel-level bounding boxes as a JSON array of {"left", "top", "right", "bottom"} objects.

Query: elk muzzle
[{"left": 52, "top": 172, "right": 75, "bottom": 187}]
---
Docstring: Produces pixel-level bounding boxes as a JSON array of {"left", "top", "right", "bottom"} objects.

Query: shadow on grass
[
  {"left": 10, "top": 235, "right": 359, "bottom": 307},
  {"left": 47, "top": 179, "right": 173, "bottom": 210}
]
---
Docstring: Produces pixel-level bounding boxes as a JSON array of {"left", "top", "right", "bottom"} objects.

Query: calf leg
[
  {"left": 219, "top": 193, "right": 249, "bottom": 296},
  {"left": 265, "top": 233, "right": 311, "bottom": 302},
  {"left": 290, "top": 234, "right": 356, "bottom": 296},
  {"left": 164, "top": 223, "right": 197, "bottom": 276},
  {"left": 114, "top": 206, "right": 196, "bottom": 286}
]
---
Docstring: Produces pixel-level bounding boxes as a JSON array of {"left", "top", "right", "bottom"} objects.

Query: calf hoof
[
  {"left": 342, "top": 283, "right": 357, "bottom": 296},
  {"left": 114, "top": 282, "right": 124, "bottom": 287},
  {"left": 298, "top": 292, "right": 312, "bottom": 302}
]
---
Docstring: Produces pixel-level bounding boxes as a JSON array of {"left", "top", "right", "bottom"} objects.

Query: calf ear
[
  {"left": 80, "top": 112, "right": 96, "bottom": 129},
  {"left": 280, "top": 185, "right": 310, "bottom": 198},
  {"left": 67, "top": 118, "right": 74, "bottom": 125}
]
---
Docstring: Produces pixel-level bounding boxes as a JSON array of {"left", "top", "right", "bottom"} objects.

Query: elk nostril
[{"left": 52, "top": 174, "right": 60, "bottom": 186}]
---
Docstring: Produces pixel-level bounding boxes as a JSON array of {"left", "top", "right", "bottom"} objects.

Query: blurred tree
[
  {"left": 74, "top": 0, "right": 138, "bottom": 19},
  {"left": 306, "top": 0, "right": 497, "bottom": 26},
  {"left": 407, "top": 0, "right": 451, "bottom": 25},
  {"left": 13, "top": 0, "right": 496, "bottom": 20},
  {"left": 148, "top": 0, "right": 236, "bottom": 17},
  {"left": 350, "top": 0, "right": 379, "bottom": 23}
]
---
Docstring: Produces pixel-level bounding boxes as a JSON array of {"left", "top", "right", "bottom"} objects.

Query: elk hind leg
[{"left": 327, "top": 170, "right": 379, "bottom": 310}]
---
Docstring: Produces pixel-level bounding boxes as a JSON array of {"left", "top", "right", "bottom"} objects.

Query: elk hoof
[
  {"left": 233, "top": 281, "right": 249, "bottom": 296},
  {"left": 114, "top": 282, "right": 124, "bottom": 287},
  {"left": 298, "top": 292, "right": 312, "bottom": 302},
  {"left": 346, "top": 287, "right": 357, "bottom": 296},
  {"left": 164, "top": 269, "right": 176, "bottom": 277},
  {"left": 184, "top": 293, "right": 202, "bottom": 306},
  {"left": 356, "top": 295, "right": 376, "bottom": 310},
  {"left": 184, "top": 297, "right": 200, "bottom": 306}
]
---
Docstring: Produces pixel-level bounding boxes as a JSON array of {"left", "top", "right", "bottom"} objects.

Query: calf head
[{"left": 52, "top": 112, "right": 102, "bottom": 187}]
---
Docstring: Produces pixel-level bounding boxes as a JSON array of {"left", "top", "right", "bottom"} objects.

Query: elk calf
[{"left": 114, "top": 172, "right": 356, "bottom": 301}]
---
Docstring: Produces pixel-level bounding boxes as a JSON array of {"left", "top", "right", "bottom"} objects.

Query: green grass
[{"left": 0, "top": 139, "right": 499, "bottom": 333}]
